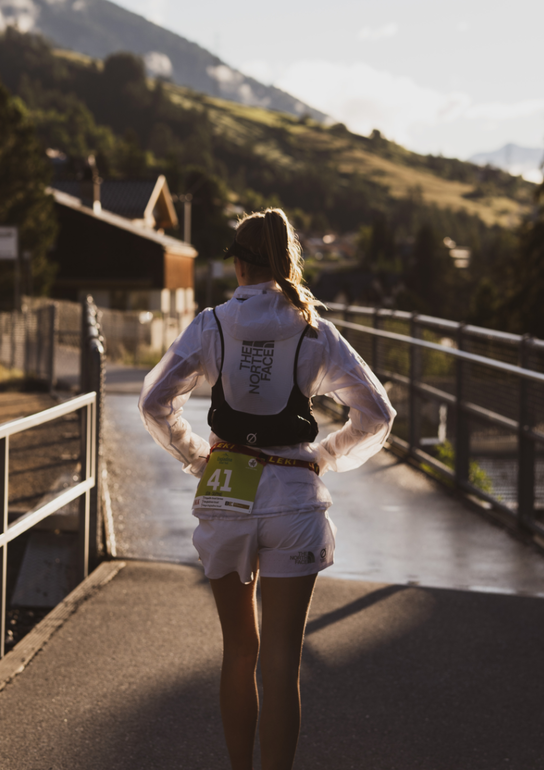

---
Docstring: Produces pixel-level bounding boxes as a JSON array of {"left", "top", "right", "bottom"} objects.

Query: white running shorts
[{"left": 193, "top": 510, "right": 337, "bottom": 584}]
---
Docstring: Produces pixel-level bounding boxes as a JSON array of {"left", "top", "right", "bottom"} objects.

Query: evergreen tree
[
  {"left": 0, "top": 81, "right": 57, "bottom": 304},
  {"left": 500, "top": 183, "right": 544, "bottom": 337}
]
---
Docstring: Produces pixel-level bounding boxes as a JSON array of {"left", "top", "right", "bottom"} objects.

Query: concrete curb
[
  {"left": 0, "top": 560, "right": 125, "bottom": 691},
  {"left": 101, "top": 465, "right": 118, "bottom": 558}
]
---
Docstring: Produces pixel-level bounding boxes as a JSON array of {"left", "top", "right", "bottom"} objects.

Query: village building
[{"left": 48, "top": 172, "right": 197, "bottom": 322}]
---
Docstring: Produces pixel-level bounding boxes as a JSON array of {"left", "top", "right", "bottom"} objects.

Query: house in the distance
[
  {"left": 48, "top": 171, "right": 197, "bottom": 322},
  {"left": 52, "top": 175, "right": 179, "bottom": 232}
]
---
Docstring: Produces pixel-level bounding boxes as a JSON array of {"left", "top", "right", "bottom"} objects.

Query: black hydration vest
[{"left": 208, "top": 309, "right": 319, "bottom": 447}]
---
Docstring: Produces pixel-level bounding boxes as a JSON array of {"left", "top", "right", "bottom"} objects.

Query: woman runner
[{"left": 139, "top": 208, "right": 395, "bottom": 770}]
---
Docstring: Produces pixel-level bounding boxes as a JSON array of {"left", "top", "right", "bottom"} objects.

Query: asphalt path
[
  {"left": 1, "top": 560, "right": 543, "bottom": 770},
  {"left": 1, "top": 364, "right": 544, "bottom": 769},
  {"left": 103, "top": 366, "right": 544, "bottom": 596}
]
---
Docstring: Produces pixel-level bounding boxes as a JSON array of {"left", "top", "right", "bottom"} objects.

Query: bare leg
[
  {"left": 210, "top": 571, "right": 260, "bottom": 770},
  {"left": 259, "top": 574, "right": 317, "bottom": 770}
]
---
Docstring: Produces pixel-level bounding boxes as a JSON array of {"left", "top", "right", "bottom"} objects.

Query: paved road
[
  {"left": 2, "top": 364, "right": 544, "bottom": 769},
  {"left": 1, "top": 560, "right": 544, "bottom": 770},
  {"left": 103, "top": 366, "right": 544, "bottom": 595}
]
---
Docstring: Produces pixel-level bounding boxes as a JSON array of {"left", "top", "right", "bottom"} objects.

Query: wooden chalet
[{"left": 48, "top": 176, "right": 196, "bottom": 315}]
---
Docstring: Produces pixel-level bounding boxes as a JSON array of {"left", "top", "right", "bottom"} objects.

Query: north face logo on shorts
[{"left": 290, "top": 551, "right": 315, "bottom": 565}]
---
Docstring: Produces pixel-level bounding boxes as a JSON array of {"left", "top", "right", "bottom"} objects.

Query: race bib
[{"left": 194, "top": 450, "right": 265, "bottom": 513}]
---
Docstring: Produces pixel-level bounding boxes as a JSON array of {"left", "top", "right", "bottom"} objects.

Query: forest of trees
[
  {"left": 0, "top": 28, "right": 542, "bottom": 335},
  {"left": 0, "top": 80, "right": 57, "bottom": 302}
]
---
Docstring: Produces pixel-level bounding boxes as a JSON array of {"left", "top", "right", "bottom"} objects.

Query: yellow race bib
[{"left": 194, "top": 450, "right": 265, "bottom": 513}]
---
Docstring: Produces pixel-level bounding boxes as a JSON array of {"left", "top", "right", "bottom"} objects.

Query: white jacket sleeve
[
  {"left": 312, "top": 322, "right": 396, "bottom": 474},
  {"left": 138, "top": 313, "right": 211, "bottom": 478}
]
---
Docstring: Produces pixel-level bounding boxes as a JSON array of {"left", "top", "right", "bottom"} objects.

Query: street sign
[{"left": 0, "top": 227, "right": 18, "bottom": 260}]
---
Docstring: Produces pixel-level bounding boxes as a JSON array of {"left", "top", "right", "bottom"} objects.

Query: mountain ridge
[
  {"left": 469, "top": 143, "right": 543, "bottom": 184},
  {"left": 0, "top": 0, "right": 327, "bottom": 121}
]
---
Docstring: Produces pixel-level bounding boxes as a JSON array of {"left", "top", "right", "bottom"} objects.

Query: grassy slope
[
  {"left": 53, "top": 48, "right": 534, "bottom": 228},
  {"left": 176, "top": 87, "right": 532, "bottom": 228}
]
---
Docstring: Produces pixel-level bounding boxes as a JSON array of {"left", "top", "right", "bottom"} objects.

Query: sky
[{"left": 114, "top": 0, "right": 543, "bottom": 174}]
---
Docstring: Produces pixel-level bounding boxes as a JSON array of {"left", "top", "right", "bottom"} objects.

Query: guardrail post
[
  {"left": 48, "top": 303, "right": 58, "bottom": 391},
  {"left": 342, "top": 303, "right": 350, "bottom": 347},
  {"left": 80, "top": 296, "right": 105, "bottom": 567},
  {"left": 0, "top": 436, "right": 8, "bottom": 659},
  {"left": 9, "top": 311, "right": 16, "bottom": 371},
  {"left": 24, "top": 309, "right": 30, "bottom": 378},
  {"left": 0, "top": 436, "right": 9, "bottom": 660},
  {"left": 409, "top": 313, "right": 421, "bottom": 451},
  {"left": 517, "top": 334, "right": 535, "bottom": 531},
  {"left": 455, "top": 324, "right": 470, "bottom": 486},
  {"left": 88, "top": 339, "right": 104, "bottom": 568},
  {"left": 80, "top": 297, "right": 89, "bottom": 393},
  {"left": 78, "top": 406, "right": 90, "bottom": 582},
  {"left": 372, "top": 309, "right": 380, "bottom": 374}
]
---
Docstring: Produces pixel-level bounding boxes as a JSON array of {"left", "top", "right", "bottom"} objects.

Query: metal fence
[
  {"left": 323, "top": 303, "right": 544, "bottom": 540},
  {"left": 97, "top": 307, "right": 189, "bottom": 364},
  {"left": 80, "top": 297, "right": 106, "bottom": 564},
  {"left": 0, "top": 296, "right": 106, "bottom": 659},
  {"left": 0, "top": 392, "right": 97, "bottom": 659},
  {"left": 0, "top": 305, "right": 57, "bottom": 388}
]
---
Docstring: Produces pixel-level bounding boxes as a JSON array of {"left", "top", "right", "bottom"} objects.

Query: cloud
[
  {"left": 522, "top": 169, "right": 543, "bottom": 184},
  {"left": 274, "top": 59, "right": 544, "bottom": 152},
  {"left": 275, "top": 60, "right": 469, "bottom": 145},
  {"left": 206, "top": 64, "right": 243, "bottom": 86},
  {"left": 239, "top": 59, "right": 275, "bottom": 85},
  {"left": 465, "top": 99, "right": 544, "bottom": 120},
  {"left": 0, "top": 0, "right": 39, "bottom": 32},
  {"left": 358, "top": 23, "right": 398, "bottom": 40},
  {"left": 144, "top": 51, "right": 173, "bottom": 79}
]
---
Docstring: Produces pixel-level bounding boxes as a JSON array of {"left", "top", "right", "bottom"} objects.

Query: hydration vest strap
[
  {"left": 208, "top": 441, "right": 320, "bottom": 475},
  {"left": 293, "top": 324, "right": 310, "bottom": 389},
  {"left": 212, "top": 308, "right": 225, "bottom": 373}
]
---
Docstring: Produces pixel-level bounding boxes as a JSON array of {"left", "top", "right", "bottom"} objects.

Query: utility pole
[{"left": 182, "top": 194, "right": 192, "bottom": 244}]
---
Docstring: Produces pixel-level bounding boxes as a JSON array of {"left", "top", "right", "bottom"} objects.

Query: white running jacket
[{"left": 139, "top": 281, "right": 396, "bottom": 519}]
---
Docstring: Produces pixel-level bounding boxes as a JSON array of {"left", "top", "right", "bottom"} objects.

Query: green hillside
[
  {"left": 1, "top": 29, "right": 533, "bottom": 237},
  {"left": 1, "top": 28, "right": 541, "bottom": 331},
  {"left": 10, "top": 0, "right": 326, "bottom": 121},
  {"left": 163, "top": 81, "right": 531, "bottom": 230}
]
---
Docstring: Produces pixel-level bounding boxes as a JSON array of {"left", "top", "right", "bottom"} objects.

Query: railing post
[
  {"left": 23, "top": 307, "right": 31, "bottom": 379},
  {"left": 409, "top": 313, "right": 421, "bottom": 451},
  {"left": 88, "top": 340, "right": 104, "bottom": 568},
  {"left": 342, "top": 303, "right": 350, "bottom": 347},
  {"left": 455, "top": 324, "right": 470, "bottom": 486},
  {"left": 517, "top": 334, "right": 535, "bottom": 531},
  {"left": 78, "top": 406, "right": 90, "bottom": 582},
  {"left": 0, "top": 436, "right": 9, "bottom": 660},
  {"left": 372, "top": 308, "right": 380, "bottom": 375},
  {"left": 80, "top": 296, "right": 89, "bottom": 394},
  {"left": 37, "top": 307, "right": 44, "bottom": 378},
  {"left": 48, "top": 303, "right": 58, "bottom": 391},
  {"left": 9, "top": 310, "right": 16, "bottom": 371}
]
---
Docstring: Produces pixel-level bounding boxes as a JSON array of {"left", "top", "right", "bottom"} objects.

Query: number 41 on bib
[{"left": 194, "top": 450, "right": 264, "bottom": 513}]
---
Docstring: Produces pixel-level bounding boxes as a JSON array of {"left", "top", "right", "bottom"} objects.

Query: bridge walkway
[
  {"left": 0, "top": 366, "right": 543, "bottom": 769},
  {"left": 104, "top": 367, "right": 544, "bottom": 596}
]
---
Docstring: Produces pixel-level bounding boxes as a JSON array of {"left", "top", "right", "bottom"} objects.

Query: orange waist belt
[{"left": 209, "top": 441, "right": 320, "bottom": 475}]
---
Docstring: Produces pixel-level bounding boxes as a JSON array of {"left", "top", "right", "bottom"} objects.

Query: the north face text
[
  {"left": 240, "top": 341, "right": 275, "bottom": 394},
  {"left": 290, "top": 551, "right": 315, "bottom": 565}
]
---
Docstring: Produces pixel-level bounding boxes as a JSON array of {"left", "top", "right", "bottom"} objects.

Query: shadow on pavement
[{"left": 2, "top": 563, "right": 543, "bottom": 770}]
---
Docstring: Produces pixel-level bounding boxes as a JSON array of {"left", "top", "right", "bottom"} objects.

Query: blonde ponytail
[{"left": 235, "top": 208, "right": 323, "bottom": 327}]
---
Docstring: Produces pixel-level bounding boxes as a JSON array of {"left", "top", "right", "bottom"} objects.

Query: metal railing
[
  {"left": 323, "top": 303, "right": 544, "bottom": 540},
  {"left": 0, "top": 392, "right": 96, "bottom": 658},
  {"left": 80, "top": 296, "right": 106, "bottom": 565}
]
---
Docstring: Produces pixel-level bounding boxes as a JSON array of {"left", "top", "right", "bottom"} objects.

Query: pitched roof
[
  {"left": 49, "top": 188, "right": 196, "bottom": 258},
  {"left": 50, "top": 176, "right": 178, "bottom": 228}
]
